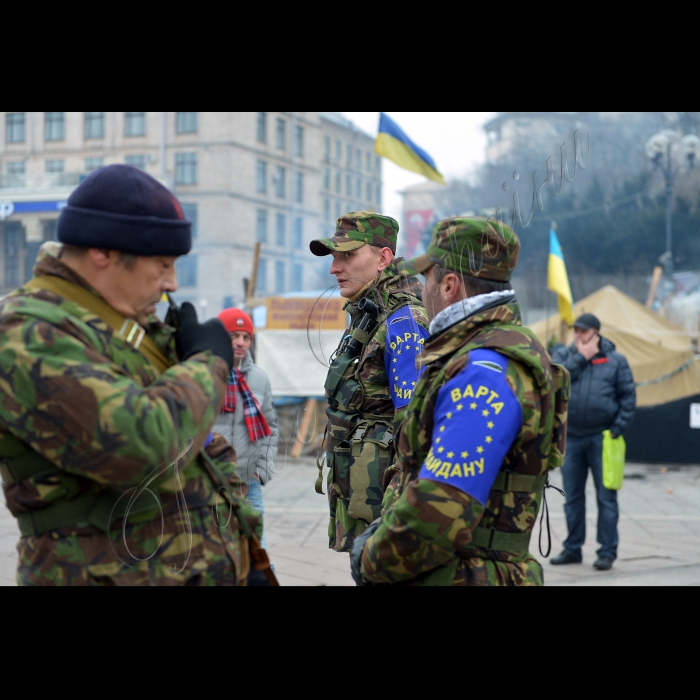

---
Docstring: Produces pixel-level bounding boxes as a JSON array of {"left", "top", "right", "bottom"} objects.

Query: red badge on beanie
[{"left": 218, "top": 308, "right": 254, "bottom": 336}]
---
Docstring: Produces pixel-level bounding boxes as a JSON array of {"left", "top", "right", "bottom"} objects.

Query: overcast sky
[{"left": 340, "top": 112, "right": 498, "bottom": 223}]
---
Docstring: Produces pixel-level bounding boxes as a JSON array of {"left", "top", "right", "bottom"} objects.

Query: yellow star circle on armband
[
  {"left": 487, "top": 421, "right": 495, "bottom": 429},
  {"left": 486, "top": 436, "right": 493, "bottom": 444},
  {"left": 457, "top": 404, "right": 463, "bottom": 411},
  {"left": 447, "top": 452, "right": 455, "bottom": 458},
  {"left": 470, "top": 403, "right": 477, "bottom": 410},
  {"left": 461, "top": 451, "right": 469, "bottom": 458},
  {"left": 477, "top": 446, "right": 484, "bottom": 454},
  {"left": 438, "top": 447, "right": 445, "bottom": 454},
  {"left": 482, "top": 409, "right": 490, "bottom": 417}
]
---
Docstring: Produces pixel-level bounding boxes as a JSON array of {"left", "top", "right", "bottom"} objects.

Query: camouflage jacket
[
  {"left": 322, "top": 263, "right": 429, "bottom": 552},
  {"left": 361, "top": 301, "right": 566, "bottom": 586},
  {"left": 0, "top": 248, "right": 257, "bottom": 586}
]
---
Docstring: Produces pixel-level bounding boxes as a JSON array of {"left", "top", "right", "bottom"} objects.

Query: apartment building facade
[{"left": 0, "top": 111, "right": 382, "bottom": 317}]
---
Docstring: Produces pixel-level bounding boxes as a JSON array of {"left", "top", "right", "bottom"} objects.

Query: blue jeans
[
  {"left": 562, "top": 433, "right": 619, "bottom": 561},
  {"left": 246, "top": 478, "right": 267, "bottom": 550}
]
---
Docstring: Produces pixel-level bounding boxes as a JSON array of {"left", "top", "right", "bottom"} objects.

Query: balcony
[{"left": 0, "top": 173, "right": 82, "bottom": 190}]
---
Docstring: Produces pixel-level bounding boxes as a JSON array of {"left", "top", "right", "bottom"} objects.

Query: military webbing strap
[
  {"left": 25, "top": 276, "right": 172, "bottom": 375},
  {"left": 0, "top": 450, "right": 57, "bottom": 485},
  {"left": 491, "top": 472, "right": 546, "bottom": 493},
  {"left": 465, "top": 527, "right": 532, "bottom": 553},
  {"left": 16, "top": 488, "right": 159, "bottom": 537}
]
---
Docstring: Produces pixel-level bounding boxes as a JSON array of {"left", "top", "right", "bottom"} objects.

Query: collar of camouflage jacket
[
  {"left": 428, "top": 290, "right": 516, "bottom": 337},
  {"left": 32, "top": 242, "right": 175, "bottom": 341},
  {"left": 418, "top": 297, "right": 522, "bottom": 369},
  {"left": 344, "top": 260, "right": 422, "bottom": 316}
]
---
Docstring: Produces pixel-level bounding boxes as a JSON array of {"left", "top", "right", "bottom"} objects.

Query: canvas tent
[{"left": 529, "top": 285, "right": 700, "bottom": 464}]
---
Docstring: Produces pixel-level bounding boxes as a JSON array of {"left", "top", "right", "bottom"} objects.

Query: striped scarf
[{"left": 223, "top": 368, "right": 272, "bottom": 442}]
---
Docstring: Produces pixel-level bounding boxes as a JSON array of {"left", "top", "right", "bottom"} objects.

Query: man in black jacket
[{"left": 551, "top": 314, "right": 636, "bottom": 571}]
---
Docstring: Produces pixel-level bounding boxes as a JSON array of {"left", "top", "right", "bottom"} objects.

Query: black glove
[
  {"left": 350, "top": 520, "right": 381, "bottom": 587},
  {"left": 176, "top": 302, "right": 234, "bottom": 372}
]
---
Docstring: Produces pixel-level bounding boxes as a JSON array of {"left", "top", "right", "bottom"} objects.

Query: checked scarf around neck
[{"left": 223, "top": 368, "right": 272, "bottom": 442}]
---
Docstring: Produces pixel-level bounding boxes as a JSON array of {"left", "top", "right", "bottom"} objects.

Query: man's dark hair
[{"left": 433, "top": 265, "right": 512, "bottom": 297}]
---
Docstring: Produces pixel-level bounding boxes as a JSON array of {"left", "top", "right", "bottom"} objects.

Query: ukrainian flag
[
  {"left": 548, "top": 228, "right": 574, "bottom": 325},
  {"left": 375, "top": 113, "right": 445, "bottom": 184}
]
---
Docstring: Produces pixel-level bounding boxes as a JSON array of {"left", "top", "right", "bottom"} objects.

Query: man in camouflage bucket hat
[
  {"left": 0, "top": 165, "right": 274, "bottom": 586},
  {"left": 310, "top": 212, "right": 429, "bottom": 553},
  {"left": 350, "top": 216, "right": 570, "bottom": 586}
]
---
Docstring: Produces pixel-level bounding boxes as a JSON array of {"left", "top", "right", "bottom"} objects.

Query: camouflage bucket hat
[
  {"left": 310, "top": 211, "right": 399, "bottom": 257},
  {"left": 400, "top": 216, "right": 520, "bottom": 282}
]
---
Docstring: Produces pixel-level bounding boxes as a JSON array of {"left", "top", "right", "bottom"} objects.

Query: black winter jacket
[{"left": 553, "top": 336, "right": 636, "bottom": 437}]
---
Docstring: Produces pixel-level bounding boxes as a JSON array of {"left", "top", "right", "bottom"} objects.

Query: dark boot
[
  {"left": 550, "top": 550, "right": 582, "bottom": 565},
  {"left": 593, "top": 556, "right": 613, "bottom": 571}
]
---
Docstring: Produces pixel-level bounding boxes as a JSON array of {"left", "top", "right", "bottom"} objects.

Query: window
[
  {"left": 294, "top": 172, "right": 304, "bottom": 203},
  {"left": 5, "top": 222, "right": 24, "bottom": 289},
  {"left": 293, "top": 217, "right": 303, "bottom": 249},
  {"left": 292, "top": 263, "right": 303, "bottom": 291},
  {"left": 257, "top": 259, "right": 267, "bottom": 295},
  {"left": 335, "top": 140, "right": 341, "bottom": 162},
  {"left": 125, "top": 155, "right": 147, "bottom": 170},
  {"left": 324, "top": 136, "right": 331, "bottom": 161},
  {"left": 323, "top": 167, "right": 330, "bottom": 190},
  {"left": 375, "top": 155, "right": 381, "bottom": 175},
  {"left": 346, "top": 144, "right": 352, "bottom": 167},
  {"left": 356, "top": 148, "right": 361, "bottom": 168},
  {"left": 222, "top": 295, "right": 235, "bottom": 310},
  {"left": 275, "top": 166, "right": 286, "bottom": 198},
  {"left": 176, "top": 255, "right": 198, "bottom": 288},
  {"left": 346, "top": 174, "right": 352, "bottom": 197},
  {"left": 256, "top": 160, "right": 267, "bottom": 193},
  {"left": 276, "top": 118, "right": 286, "bottom": 150},
  {"left": 256, "top": 209, "right": 268, "bottom": 242},
  {"left": 335, "top": 171, "right": 341, "bottom": 194},
  {"left": 175, "top": 153, "right": 198, "bottom": 185},
  {"left": 7, "top": 161, "right": 25, "bottom": 175},
  {"left": 6, "top": 113, "right": 25, "bottom": 143},
  {"left": 257, "top": 112, "right": 267, "bottom": 143},
  {"left": 355, "top": 178, "right": 362, "bottom": 199},
  {"left": 276, "top": 213, "right": 286, "bottom": 246},
  {"left": 366, "top": 181, "right": 372, "bottom": 202},
  {"left": 125, "top": 112, "right": 146, "bottom": 137},
  {"left": 376, "top": 184, "right": 381, "bottom": 205},
  {"left": 85, "top": 157, "right": 104, "bottom": 172},
  {"left": 84, "top": 112, "right": 105, "bottom": 139},
  {"left": 181, "top": 203, "right": 198, "bottom": 239},
  {"left": 46, "top": 159, "right": 65, "bottom": 174},
  {"left": 177, "top": 112, "right": 198, "bottom": 134},
  {"left": 294, "top": 126, "right": 304, "bottom": 157},
  {"left": 275, "top": 261, "right": 285, "bottom": 294},
  {"left": 335, "top": 201, "right": 341, "bottom": 220},
  {"left": 45, "top": 112, "right": 65, "bottom": 141},
  {"left": 42, "top": 220, "right": 58, "bottom": 242},
  {"left": 366, "top": 152, "right": 371, "bottom": 172},
  {"left": 324, "top": 199, "right": 330, "bottom": 222}
]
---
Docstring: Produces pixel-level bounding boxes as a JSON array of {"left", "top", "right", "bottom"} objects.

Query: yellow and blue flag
[
  {"left": 548, "top": 228, "right": 574, "bottom": 325},
  {"left": 375, "top": 113, "right": 445, "bottom": 184}
]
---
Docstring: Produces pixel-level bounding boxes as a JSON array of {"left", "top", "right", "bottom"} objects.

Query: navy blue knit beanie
[{"left": 57, "top": 165, "right": 192, "bottom": 256}]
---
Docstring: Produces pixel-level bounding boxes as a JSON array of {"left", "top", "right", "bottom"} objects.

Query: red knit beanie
[{"left": 218, "top": 308, "right": 254, "bottom": 336}]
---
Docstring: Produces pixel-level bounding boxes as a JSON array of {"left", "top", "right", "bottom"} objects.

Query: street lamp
[{"left": 646, "top": 130, "right": 700, "bottom": 271}]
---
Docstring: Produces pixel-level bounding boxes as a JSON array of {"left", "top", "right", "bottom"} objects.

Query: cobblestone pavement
[{"left": 2, "top": 459, "right": 699, "bottom": 586}]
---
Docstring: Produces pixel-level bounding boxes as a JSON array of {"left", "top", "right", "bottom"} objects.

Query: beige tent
[{"left": 529, "top": 285, "right": 700, "bottom": 408}]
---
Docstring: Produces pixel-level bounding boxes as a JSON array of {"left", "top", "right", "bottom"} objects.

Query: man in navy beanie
[{"left": 0, "top": 165, "right": 275, "bottom": 586}]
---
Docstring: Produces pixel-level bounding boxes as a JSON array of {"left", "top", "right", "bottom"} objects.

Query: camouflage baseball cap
[
  {"left": 309, "top": 211, "right": 398, "bottom": 257},
  {"left": 400, "top": 216, "right": 520, "bottom": 282}
]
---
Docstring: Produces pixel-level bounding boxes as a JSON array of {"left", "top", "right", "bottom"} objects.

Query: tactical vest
[
  {"left": 401, "top": 316, "right": 570, "bottom": 560},
  {"left": 0, "top": 277, "right": 255, "bottom": 546},
  {"left": 317, "top": 286, "right": 422, "bottom": 523}
]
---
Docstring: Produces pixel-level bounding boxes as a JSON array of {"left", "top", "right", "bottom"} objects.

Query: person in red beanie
[{"left": 214, "top": 308, "right": 278, "bottom": 553}]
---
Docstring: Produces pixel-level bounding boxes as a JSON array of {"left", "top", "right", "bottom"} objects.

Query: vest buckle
[{"left": 119, "top": 320, "right": 146, "bottom": 350}]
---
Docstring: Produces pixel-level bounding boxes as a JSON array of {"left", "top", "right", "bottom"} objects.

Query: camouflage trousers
[
  {"left": 16, "top": 504, "right": 249, "bottom": 586},
  {"left": 327, "top": 430, "right": 392, "bottom": 553}
]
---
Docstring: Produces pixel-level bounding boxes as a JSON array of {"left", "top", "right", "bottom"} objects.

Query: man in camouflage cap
[
  {"left": 310, "top": 212, "right": 429, "bottom": 553},
  {"left": 0, "top": 165, "right": 274, "bottom": 586},
  {"left": 350, "top": 216, "right": 570, "bottom": 586}
]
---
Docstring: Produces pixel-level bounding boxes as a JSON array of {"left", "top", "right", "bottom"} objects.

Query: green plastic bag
[{"left": 602, "top": 430, "right": 626, "bottom": 490}]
